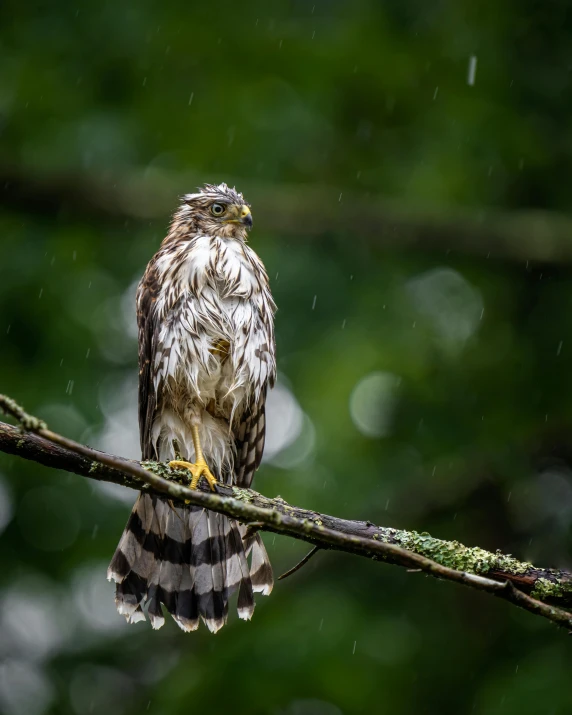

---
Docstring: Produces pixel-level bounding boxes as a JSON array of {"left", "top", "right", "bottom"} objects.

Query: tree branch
[
  {"left": 1, "top": 394, "right": 571, "bottom": 633},
  {"left": 278, "top": 546, "right": 322, "bottom": 581},
  {"left": 3, "top": 166, "right": 572, "bottom": 265}
]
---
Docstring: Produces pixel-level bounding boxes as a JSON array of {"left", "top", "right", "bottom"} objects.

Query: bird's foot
[{"left": 169, "top": 459, "right": 219, "bottom": 492}]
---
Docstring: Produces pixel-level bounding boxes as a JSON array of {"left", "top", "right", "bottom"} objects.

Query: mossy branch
[{"left": 1, "top": 394, "right": 572, "bottom": 633}]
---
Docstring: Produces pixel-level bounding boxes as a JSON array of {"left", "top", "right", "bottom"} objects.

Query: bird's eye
[{"left": 210, "top": 203, "right": 225, "bottom": 216}]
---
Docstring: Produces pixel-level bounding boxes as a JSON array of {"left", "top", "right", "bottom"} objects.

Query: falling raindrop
[{"left": 467, "top": 55, "right": 477, "bottom": 85}]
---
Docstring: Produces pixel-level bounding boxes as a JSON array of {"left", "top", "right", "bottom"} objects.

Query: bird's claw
[{"left": 169, "top": 459, "right": 219, "bottom": 492}]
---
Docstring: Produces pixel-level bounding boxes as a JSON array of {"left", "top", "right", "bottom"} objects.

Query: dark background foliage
[{"left": 1, "top": 2, "right": 572, "bottom": 714}]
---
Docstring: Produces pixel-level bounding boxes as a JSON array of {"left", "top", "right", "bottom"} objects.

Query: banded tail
[{"left": 107, "top": 494, "right": 273, "bottom": 633}]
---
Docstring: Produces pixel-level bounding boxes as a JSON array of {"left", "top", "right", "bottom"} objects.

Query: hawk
[{"left": 107, "top": 183, "right": 276, "bottom": 633}]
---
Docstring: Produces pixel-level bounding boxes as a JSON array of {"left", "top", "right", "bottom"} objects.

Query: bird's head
[{"left": 176, "top": 183, "right": 253, "bottom": 240}]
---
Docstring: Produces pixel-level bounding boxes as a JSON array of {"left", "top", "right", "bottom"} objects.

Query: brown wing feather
[
  {"left": 234, "top": 392, "right": 267, "bottom": 488},
  {"left": 234, "top": 286, "right": 275, "bottom": 488},
  {"left": 137, "top": 262, "right": 161, "bottom": 460}
]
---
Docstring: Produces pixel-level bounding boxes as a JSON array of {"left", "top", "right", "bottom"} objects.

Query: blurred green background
[{"left": 2, "top": 1, "right": 572, "bottom": 713}]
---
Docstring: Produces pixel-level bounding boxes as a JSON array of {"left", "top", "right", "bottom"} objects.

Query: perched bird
[{"left": 107, "top": 183, "right": 276, "bottom": 633}]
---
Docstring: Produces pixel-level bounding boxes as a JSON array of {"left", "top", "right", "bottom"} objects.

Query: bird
[{"left": 107, "top": 183, "right": 276, "bottom": 633}]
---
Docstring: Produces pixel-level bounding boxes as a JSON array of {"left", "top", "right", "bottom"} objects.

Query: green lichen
[
  {"left": 16, "top": 439, "right": 25, "bottom": 449},
  {"left": 531, "top": 577, "right": 572, "bottom": 601},
  {"left": 0, "top": 395, "right": 48, "bottom": 432},
  {"left": 382, "top": 528, "right": 534, "bottom": 577},
  {"left": 89, "top": 461, "right": 102, "bottom": 475},
  {"left": 231, "top": 487, "right": 254, "bottom": 503},
  {"left": 22, "top": 416, "right": 48, "bottom": 432},
  {"left": 142, "top": 460, "right": 168, "bottom": 475},
  {"left": 271, "top": 495, "right": 295, "bottom": 513},
  {"left": 300, "top": 519, "right": 317, "bottom": 534},
  {"left": 141, "top": 460, "right": 182, "bottom": 482}
]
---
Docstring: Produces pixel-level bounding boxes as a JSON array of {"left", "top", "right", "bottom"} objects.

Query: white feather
[{"left": 150, "top": 233, "right": 275, "bottom": 479}]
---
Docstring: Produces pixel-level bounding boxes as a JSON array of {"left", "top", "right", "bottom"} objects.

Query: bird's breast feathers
[{"left": 152, "top": 235, "right": 275, "bottom": 419}]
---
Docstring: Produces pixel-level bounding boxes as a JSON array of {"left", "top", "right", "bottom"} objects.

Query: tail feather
[
  {"left": 107, "top": 494, "right": 147, "bottom": 583},
  {"left": 229, "top": 521, "right": 255, "bottom": 621},
  {"left": 173, "top": 513, "right": 199, "bottom": 632},
  {"left": 244, "top": 529, "right": 274, "bottom": 596},
  {"left": 108, "top": 493, "right": 271, "bottom": 632},
  {"left": 146, "top": 500, "right": 185, "bottom": 630},
  {"left": 196, "top": 511, "right": 228, "bottom": 633},
  {"left": 107, "top": 494, "right": 156, "bottom": 622}
]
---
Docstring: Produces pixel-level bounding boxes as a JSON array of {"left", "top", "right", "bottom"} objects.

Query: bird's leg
[
  {"left": 169, "top": 422, "right": 218, "bottom": 492},
  {"left": 171, "top": 438, "right": 183, "bottom": 461}
]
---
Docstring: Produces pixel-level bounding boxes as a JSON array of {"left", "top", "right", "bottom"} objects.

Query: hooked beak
[
  {"left": 224, "top": 204, "right": 252, "bottom": 228},
  {"left": 240, "top": 205, "right": 253, "bottom": 227}
]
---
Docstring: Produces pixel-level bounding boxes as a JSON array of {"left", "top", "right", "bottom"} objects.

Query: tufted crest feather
[{"left": 183, "top": 182, "right": 248, "bottom": 208}]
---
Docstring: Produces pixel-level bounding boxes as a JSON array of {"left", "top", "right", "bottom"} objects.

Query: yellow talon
[
  {"left": 169, "top": 424, "right": 218, "bottom": 492},
  {"left": 169, "top": 459, "right": 218, "bottom": 492}
]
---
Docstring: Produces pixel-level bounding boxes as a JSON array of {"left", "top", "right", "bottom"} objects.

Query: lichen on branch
[{"left": 0, "top": 393, "right": 571, "bottom": 633}]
